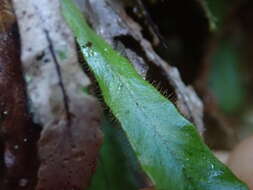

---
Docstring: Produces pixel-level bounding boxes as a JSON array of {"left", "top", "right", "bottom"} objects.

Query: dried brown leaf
[
  {"left": 11, "top": 0, "right": 103, "bottom": 189},
  {"left": 0, "top": 12, "right": 39, "bottom": 190},
  {"left": 36, "top": 97, "right": 102, "bottom": 190}
]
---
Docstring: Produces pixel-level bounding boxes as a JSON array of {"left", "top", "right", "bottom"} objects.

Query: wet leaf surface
[
  {"left": 62, "top": 1, "right": 249, "bottom": 189},
  {"left": 82, "top": 0, "right": 204, "bottom": 134}
]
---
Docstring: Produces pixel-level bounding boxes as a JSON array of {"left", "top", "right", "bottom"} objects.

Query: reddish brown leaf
[
  {"left": 36, "top": 97, "right": 102, "bottom": 190},
  {"left": 0, "top": 10, "right": 40, "bottom": 190}
]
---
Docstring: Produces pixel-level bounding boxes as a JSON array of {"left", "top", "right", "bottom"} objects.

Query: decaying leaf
[
  {"left": 0, "top": 0, "right": 15, "bottom": 32},
  {"left": 0, "top": 7, "right": 39, "bottom": 190},
  {"left": 36, "top": 97, "right": 102, "bottom": 190},
  {"left": 11, "top": 0, "right": 103, "bottom": 189}
]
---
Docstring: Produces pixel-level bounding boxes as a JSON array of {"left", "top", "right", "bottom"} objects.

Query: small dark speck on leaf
[
  {"left": 36, "top": 51, "right": 45, "bottom": 61},
  {"left": 27, "top": 14, "right": 34, "bottom": 19},
  {"left": 26, "top": 27, "right": 31, "bottom": 32},
  {"left": 43, "top": 58, "right": 50, "bottom": 63},
  {"left": 83, "top": 41, "right": 92, "bottom": 48}
]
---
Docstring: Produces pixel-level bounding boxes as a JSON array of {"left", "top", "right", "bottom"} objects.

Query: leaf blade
[
  {"left": 88, "top": 118, "right": 143, "bottom": 190},
  {"left": 61, "top": 1, "right": 248, "bottom": 189}
]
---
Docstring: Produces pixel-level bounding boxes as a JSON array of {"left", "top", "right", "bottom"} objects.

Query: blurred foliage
[
  {"left": 88, "top": 118, "right": 142, "bottom": 190},
  {"left": 208, "top": 39, "right": 247, "bottom": 114},
  {"left": 206, "top": 0, "right": 227, "bottom": 28},
  {"left": 206, "top": 0, "right": 250, "bottom": 115},
  {"left": 204, "top": 0, "right": 253, "bottom": 148}
]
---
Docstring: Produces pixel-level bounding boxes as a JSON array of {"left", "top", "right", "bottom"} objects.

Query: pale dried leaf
[{"left": 12, "top": 0, "right": 103, "bottom": 189}]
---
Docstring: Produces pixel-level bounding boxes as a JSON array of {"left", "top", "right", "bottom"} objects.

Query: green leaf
[
  {"left": 205, "top": 0, "right": 228, "bottom": 28},
  {"left": 61, "top": 1, "right": 248, "bottom": 189},
  {"left": 209, "top": 40, "right": 246, "bottom": 114},
  {"left": 88, "top": 118, "right": 142, "bottom": 190}
]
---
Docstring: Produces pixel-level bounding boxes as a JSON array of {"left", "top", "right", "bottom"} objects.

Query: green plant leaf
[
  {"left": 209, "top": 40, "right": 246, "bottom": 114},
  {"left": 88, "top": 117, "right": 143, "bottom": 190},
  {"left": 205, "top": 0, "right": 228, "bottom": 28},
  {"left": 61, "top": 1, "right": 248, "bottom": 189}
]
